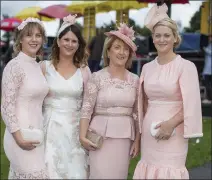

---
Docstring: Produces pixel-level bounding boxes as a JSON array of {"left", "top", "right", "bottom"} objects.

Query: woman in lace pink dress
[
  {"left": 133, "top": 4, "right": 203, "bottom": 179},
  {"left": 1, "top": 18, "right": 49, "bottom": 179},
  {"left": 79, "top": 23, "right": 140, "bottom": 179}
]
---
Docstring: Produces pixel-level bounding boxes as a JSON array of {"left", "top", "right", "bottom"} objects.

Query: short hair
[
  {"left": 102, "top": 36, "right": 133, "bottom": 69},
  {"left": 153, "top": 18, "right": 182, "bottom": 48}
]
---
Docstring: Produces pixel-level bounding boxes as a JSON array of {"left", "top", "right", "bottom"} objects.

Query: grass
[{"left": 0, "top": 119, "right": 211, "bottom": 179}]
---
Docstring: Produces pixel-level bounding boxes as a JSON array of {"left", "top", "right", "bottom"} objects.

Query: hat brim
[{"left": 105, "top": 31, "right": 137, "bottom": 53}]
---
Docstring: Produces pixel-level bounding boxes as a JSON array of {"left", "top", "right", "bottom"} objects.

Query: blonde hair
[
  {"left": 13, "top": 22, "right": 46, "bottom": 59},
  {"left": 153, "top": 18, "right": 181, "bottom": 48},
  {"left": 103, "top": 36, "right": 133, "bottom": 69},
  {"left": 49, "top": 25, "right": 88, "bottom": 69}
]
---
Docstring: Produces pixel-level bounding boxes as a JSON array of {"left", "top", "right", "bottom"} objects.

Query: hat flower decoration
[
  {"left": 118, "top": 23, "right": 136, "bottom": 41},
  {"left": 105, "top": 22, "right": 137, "bottom": 52}
]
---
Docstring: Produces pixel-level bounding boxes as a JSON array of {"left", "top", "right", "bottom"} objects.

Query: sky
[{"left": 1, "top": 0, "right": 203, "bottom": 37}]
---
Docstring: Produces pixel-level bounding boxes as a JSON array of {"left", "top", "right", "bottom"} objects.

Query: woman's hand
[
  {"left": 130, "top": 140, "right": 140, "bottom": 158},
  {"left": 154, "top": 120, "right": 175, "bottom": 141},
  {"left": 80, "top": 137, "right": 97, "bottom": 151},
  {"left": 17, "top": 139, "right": 39, "bottom": 151},
  {"left": 12, "top": 130, "right": 39, "bottom": 150}
]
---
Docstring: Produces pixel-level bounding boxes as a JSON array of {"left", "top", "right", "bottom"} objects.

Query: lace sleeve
[
  {"left": 81, "top": 73, "right": 99, "bottom": 122},
  {"left": 1, "top": 61, "right": 25, "bottom": 133},
  {"left": 132, "top": 77, "right": 139, "bottom": 121}
]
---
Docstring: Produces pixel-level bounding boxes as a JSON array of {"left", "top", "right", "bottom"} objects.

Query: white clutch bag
[
  {"left": 150, "top": 121, "right": 176, "bottom": 137},
  {"left": 21, "top": 128, "right": 44, "bottom": 146}
]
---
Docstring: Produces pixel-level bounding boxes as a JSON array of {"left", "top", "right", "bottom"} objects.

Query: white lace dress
[
  {"left": 1, "top": 52, "right": 49, "bottom": 179},
  {"left": 43, "top": 61, "right": 88, "bottom": 179}
]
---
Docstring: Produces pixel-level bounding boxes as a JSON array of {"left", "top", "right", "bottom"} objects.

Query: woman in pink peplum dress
[
  {"left": 133, "top": 3, "right": 203, "bottom": 179},
  {"left": 79, "top": 23, "right": 140, "bottom": 179},
  {"left": 1, "top": 18, "right": 49, "bottom": 179}
]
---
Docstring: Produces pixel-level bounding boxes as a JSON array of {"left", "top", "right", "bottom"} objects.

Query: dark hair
[{"left": 49, "top": 24, "right": 88, "bottom": 69}]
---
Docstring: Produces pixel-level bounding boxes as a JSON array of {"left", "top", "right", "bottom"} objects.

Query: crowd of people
[{"left": 0, "top": 2, "right": 206, "bottom": 179}]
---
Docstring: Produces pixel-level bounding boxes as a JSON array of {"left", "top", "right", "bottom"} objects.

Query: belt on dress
[
  {"left": 148, "top": 100, "right": 183, "bottom": 105},
  {"left": 93, "top": 106, "right": 133, "bottom": 117}
]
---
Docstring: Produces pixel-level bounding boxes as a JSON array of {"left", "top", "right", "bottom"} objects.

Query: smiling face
[
  {"left": 152, "top": 25, "right": 177, "bottom": 54},
  {"left": 20, "top": 26, "right": 43, "bottom": 58},
  {"left": 107, "top": 38, "right": 130, "bottom": 68},
  {"left": 57, "top": 30, "right": 79, "bottom": 58}
]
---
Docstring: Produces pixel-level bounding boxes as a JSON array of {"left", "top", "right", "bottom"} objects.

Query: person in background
[
  {"left": 133, "top": 3, "right": 203, "bottom": 179},
  {"left": 40, "top": 14, "right": 91, "bottom": 179},
  {"left": 80, "top": 23, "right": 140, "bottom": 179},
  {"left": 88, "top": 27, "right": 106, "bottom": 72},
  {"left": 1, "top": 17, "right": 49, "bottom": 179},
  {"left": 202, "top": 33, "right": 212, "bottom": 104}
]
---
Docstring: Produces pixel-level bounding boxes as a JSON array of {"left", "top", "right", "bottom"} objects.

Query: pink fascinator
[
  {"left": 57, "top": 14, "right": 77, "bottom": 37},
  {"left": 105, "top": 23, "right": 137, "bottom": 52},
  {"left": 17, "top": 17, "right": 44, "bottom": 31},
  {"left": 144, "top": 3, "right": 169, "bottom": 32}
]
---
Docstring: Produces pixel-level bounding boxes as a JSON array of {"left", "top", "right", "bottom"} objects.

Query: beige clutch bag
[
  {"left": 86, "top": 129, "right": 103, "bottom": 149},
  {"left": 21, "top": 128, "right": 44, "bottom": 146}
]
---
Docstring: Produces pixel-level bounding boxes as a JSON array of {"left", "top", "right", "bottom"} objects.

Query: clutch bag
[
  {"left": 21, "top": 128, "right": 44, "bottom": 146},
  {"left": 150, "top": 121, "right": 176, "bottom": 137},
  {"left": 86, "top": 129, "right": 103, "bottom": 149}
]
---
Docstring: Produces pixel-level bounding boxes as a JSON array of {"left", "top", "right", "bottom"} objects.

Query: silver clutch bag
[
  {"left": 86, "top": 129, "right": 103, "bottom": 149},
  {"left": 21, "top": 128, "right": 44, "bottom": 146}
]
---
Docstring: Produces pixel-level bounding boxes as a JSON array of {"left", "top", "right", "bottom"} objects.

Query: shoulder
[
  {"left": 142, "top": 60, "right": 155, "bottom": 71},
  {"left": 2, "top": 58, "right": 25, "bottom": 79},
  {"left": 90, "top": 68, "right": 106, "bottom": 81},
  {"left": 3, "top": 58, "right": 22, "bottom": 73},
  {"left": 179, "top": 56, "right": 197, "bottom": 71},
  {"left": 128, "top": 71, "right": 139, "bottom": 81}
]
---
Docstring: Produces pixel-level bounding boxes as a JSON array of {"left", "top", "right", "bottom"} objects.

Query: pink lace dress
[
  {"left": 133, "top": 55, "right": 203, "bottom": 179},
  {"left": 1, "top": 52, "right": 49, "bottom": 179},
  {"left": 81, "top": 68, "right": 139, "bottom": 179}
]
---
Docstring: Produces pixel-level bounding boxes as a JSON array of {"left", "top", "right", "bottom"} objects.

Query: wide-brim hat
[{"left": 104, "top": 23, "right": 137, "bottom": 52}]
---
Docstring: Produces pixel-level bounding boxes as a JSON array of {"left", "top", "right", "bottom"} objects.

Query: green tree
[
  {"left": 184, "top": 6, "right": 201, "bottom": 33},
  {"left": 97, "top": 18, "right": 151, "bottom": 37}
]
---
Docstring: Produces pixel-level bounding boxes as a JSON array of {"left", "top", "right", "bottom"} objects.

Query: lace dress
[
  {"left": 81, "top": 68, "right": 139, "bottom": 179},
  {"left": 1, "top": 52, "right": 49, "bottom": 179},
  {"left": 43, "top": 61, "right": 88, "bottom": 179}
]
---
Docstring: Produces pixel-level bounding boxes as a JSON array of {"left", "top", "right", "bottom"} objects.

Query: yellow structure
[
  {"left": 15, "top": 6, "right": 53, "bottom": 21},
  {"left": 84, "top": 7, "right": 96, "bottom": 42},
  {"left": 201, "top": 0, "right": 212, "bottom": 35},
  {"left": 66, "top": 1, "right": 147, "bottom": 42}
]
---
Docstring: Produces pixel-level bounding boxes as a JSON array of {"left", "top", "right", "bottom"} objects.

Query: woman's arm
[{"left": 80, "top": 73, "right": 100, "bottom": 150}]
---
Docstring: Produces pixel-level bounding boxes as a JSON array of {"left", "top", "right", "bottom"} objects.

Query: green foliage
[
  {"left": 184, "top": 6, "right": 201, "bottom": 33},
  {"left": 96, "top": 18, "right": 151, "bottom": 37},
  {"left": 0, "top": 119, "right": 211, "bottom": 179}
]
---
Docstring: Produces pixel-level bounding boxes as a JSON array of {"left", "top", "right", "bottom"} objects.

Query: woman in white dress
[{"left": 40, "top": 14, "right": 91, "bottom": 179}]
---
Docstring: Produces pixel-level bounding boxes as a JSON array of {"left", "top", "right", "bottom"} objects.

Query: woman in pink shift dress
[
  {"left": 79, "top": 23, "right": 141, "bottom": 179},
  {"left": 1, "top": 18, "right": 49, "bottom": 179},
  {"left": 133, "top": 3, "right": 203, "bottom": 179}
]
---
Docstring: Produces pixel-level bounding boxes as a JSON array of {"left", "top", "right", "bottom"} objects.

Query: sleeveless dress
[{"left": 43, "top": 61, "right": 88, "bottom": 179}]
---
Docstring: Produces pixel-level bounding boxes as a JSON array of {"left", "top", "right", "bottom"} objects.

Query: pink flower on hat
[
  {"left": 118, "top": 23, "right": 135, "bottom": 41},
  {"left": 63, "top": 14, "right": 77, "bottom": 25}
]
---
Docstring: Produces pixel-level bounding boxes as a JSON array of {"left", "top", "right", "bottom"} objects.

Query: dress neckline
[
  {"left": 155, "top": 55, "right": 179, "bottom": 66},
  {"left": 105, "top": 67, "right": 129, "bottom": 82},
  {"left": 51, "top": 64, "right": 80, "bottom": 81},
  {"left": 17, "top": 51, "right": 37, "bottom": 63}
]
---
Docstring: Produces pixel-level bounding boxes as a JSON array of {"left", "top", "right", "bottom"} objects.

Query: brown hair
[
  {"left": 13, "top": 22, "right": 46, "bottom": 58},
  {"left": 49, "top": 24, "right": 88, "bottom": 69},
  {"left": 153, "top": 18, "right": 181, "bottom": 48},
  {"left": 102, "top": 36, "right": 133, "bottom": 69}
]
